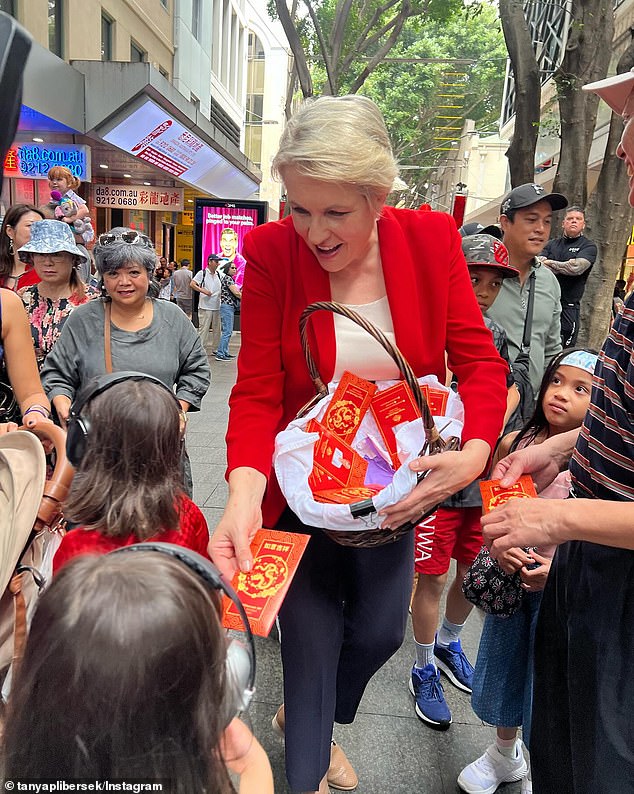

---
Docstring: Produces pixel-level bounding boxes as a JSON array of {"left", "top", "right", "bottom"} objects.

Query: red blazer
[{"left": 227, "top": 207, "right": 508, "bottom": 527}]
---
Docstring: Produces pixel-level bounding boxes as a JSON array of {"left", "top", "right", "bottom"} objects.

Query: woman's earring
[{"left": 8, "top": 237, "right": 14, "bottom": 255}]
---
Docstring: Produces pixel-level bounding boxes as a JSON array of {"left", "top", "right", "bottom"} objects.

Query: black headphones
[
  {"left": 109, "top": 542, "right": 256, "bottom": 726},
  {"left": 66, "top": 371, "right": 181, "bottom": 468}
]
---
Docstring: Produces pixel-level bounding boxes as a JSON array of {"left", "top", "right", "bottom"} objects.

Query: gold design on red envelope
[
  {"left": 237, "top": 554, "right": 288, "bottom": 599},
  {"left": 222, "top": 529, "right": 310, "bottom": 637},
  {"left": 479, "top": 475, "right": 538, "bottom": 514},
  {"left": 322, "top": 371, "right": 377, "bottom": 444}
]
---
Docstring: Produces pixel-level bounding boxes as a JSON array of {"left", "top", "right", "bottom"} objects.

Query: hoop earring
[{"left": 8, "top": 238, "right": 13, "bottom": 255}]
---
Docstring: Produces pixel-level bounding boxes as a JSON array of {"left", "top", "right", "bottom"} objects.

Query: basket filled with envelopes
[{"left": 273, "top": 301, "right": 464, "bottom": 548}]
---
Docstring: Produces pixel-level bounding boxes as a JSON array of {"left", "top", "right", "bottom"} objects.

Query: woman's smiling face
[{"left": 283, "top": 170, "right": 384, "bottom": 274}]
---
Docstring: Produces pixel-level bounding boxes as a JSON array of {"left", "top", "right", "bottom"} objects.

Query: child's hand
[
  {"left": 495, "top": 546, "right": 534, "bottom": 575},
  {"left": 221, "top": 718, "right": 273, "bottom": 793},
  {"left": 520, "top": 550, "right": 551, "bottom": 592}
]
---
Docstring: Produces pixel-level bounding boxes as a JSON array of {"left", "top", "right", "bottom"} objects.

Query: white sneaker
[{"left": 458, "top": 743, "right": 528, "bottom": 794}]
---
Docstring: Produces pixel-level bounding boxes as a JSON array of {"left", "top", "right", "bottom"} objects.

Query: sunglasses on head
[{"left": 98, "top": 231, "right": 154, "bottom": 249}]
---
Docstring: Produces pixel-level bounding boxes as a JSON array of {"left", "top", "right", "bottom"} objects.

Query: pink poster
[{"left": 200, "top": 206, "right": 258, "bottom": 288}]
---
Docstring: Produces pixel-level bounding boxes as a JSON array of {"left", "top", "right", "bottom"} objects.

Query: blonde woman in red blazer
[{"left": 210, "top": 96, "right": 508, "bottom": 794}]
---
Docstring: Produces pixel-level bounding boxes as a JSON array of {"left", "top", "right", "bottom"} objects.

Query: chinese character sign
[
  {"left": 3, "top": 143, "right": 91, "bottom": 180},
  {"left": 92, "top": 184, "right": 184, "bottom": 212}
]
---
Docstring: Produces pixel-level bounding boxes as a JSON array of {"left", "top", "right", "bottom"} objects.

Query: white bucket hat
[{"left": 18, "top": 219, "right": 87, "bottom": 263}]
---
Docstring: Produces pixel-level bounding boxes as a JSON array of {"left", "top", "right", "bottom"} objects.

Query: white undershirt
[{"left": 332, "top": 295, "right": 401, "bottom": 381}]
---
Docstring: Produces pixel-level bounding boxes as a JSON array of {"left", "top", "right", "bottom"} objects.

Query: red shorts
[{"left": 414, "top": 506, "right": 483, "bottom": 575}]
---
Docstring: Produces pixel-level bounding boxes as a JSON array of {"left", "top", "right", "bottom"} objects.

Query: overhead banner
[
  {"left": 93, "top": 184, "right": 184, "bottom": 212},
  {"left": 4, "top": 142, "right": 91, "bottom": 180},
  {"left": 102, "top": 99, "right": 259, "bottom": 199}
]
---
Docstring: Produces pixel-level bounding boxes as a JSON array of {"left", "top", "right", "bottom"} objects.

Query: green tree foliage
[{"left": 359, "top": 3, "right": 507, "bottom": 198}]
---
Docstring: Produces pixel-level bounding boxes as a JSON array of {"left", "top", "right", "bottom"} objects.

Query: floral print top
[{"left": 21, "top": 284, "right": 99, "bottom": 369}]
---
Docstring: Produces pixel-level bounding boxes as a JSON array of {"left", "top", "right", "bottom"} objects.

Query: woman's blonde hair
[{"left": 272, "top": 95, "right": 399, "bottom": 202}]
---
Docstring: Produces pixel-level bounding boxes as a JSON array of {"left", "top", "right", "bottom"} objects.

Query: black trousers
[
  {"left": 531, "top": 540, "right": 634, "bottom": 793},
  {"left": 276, "top": 510, "right": 413, "bottom": 791},
  {"left": 560, "top": 302, "right": 580, "bottom": 348}
]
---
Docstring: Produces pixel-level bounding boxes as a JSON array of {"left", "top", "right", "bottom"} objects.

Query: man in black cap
[
  {"left": 488, "top": 183, "right": 567, "bottom": 401},
  {"left": 539, "top": 205, "right": 597, "bottom": 347}
]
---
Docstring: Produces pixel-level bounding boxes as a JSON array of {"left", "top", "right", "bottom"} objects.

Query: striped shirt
[{"left": 570, "top": 294, "right": 634, "bottom": 500}]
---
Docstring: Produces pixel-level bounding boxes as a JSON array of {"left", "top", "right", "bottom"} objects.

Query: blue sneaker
[
  {"left": 408, "top": 664, "right": 451, "bottom": 730},
  {"left": 434, "top": 637, "right": 474, "bottom": 693}
]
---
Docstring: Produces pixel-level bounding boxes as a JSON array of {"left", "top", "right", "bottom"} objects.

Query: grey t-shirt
[
  {"left": 172, "top": 267, "right": 193, "bottom": 300},
  {"left": 40, "top": 298, "right": 210, "bottom": 410}
]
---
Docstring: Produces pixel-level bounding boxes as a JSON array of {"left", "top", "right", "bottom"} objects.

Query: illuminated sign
[
  {"left": 102, "top": 99, "right": 259, "bottom": 199},
  {"left": 93, "top": 184, "right": 184, "bottom": 212},
  {"left": 3, "top": 143, "right": 91, "bottom": 181}
]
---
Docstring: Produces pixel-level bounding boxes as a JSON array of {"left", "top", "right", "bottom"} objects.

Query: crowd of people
[{"left": 0, "top": 71, "right": 633, "bottom": 794}]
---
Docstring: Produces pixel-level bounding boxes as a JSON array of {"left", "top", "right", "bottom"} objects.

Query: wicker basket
[{"left": 293, "top": 301, "right": 460, "bottom": 548}]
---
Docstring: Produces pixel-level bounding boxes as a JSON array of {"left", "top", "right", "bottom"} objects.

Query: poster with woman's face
[{"left": 200, "top": 206, "right": 258, "bottom": 288}]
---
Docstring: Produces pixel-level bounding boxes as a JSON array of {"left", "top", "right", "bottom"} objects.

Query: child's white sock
[
  {"left": 414, "top": 640, "right": 435, "bottom": 669},
  {"left": 496, "top": 735, "right": 519, "bottom": 759},
  {"left": 437, "top": 616, "right": 465, "bottom": 646}
]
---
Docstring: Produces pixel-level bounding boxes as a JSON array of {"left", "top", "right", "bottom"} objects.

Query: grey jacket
[{"left": 41, "top": 298, "right": 210, "bottom": 410}]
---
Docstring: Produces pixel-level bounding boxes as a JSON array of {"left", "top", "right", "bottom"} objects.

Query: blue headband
[{"left": 559, "top": 350, "right": 598, "bottom": 375}]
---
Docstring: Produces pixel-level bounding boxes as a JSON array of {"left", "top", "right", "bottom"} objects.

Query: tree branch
[
  {"left": 340, "top": 0, "right": 401, "bottom": 75},
  {"left": 347, "top": 1, "right": 411, "bottom": 94},
  {"left": 301, "top": 0, "right": 337, "bottom": 94},
  {"left": 275, "top": 0, "right": 313, "bottom": 98}
]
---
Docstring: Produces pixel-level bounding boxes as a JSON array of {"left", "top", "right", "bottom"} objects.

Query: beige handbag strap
[{"left": 104, "top": 302, "right": 113, "bottom": 373}]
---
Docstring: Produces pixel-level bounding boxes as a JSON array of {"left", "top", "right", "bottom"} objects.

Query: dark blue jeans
[{"left": 217, "top": 302, "right": 234, "bottom": 357}]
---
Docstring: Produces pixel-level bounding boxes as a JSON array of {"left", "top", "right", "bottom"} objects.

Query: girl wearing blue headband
[{"left": 459, "top": 346, "right": 598, "bottom": 794}]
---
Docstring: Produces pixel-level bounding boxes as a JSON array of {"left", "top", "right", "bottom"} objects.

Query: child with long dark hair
[
  {"left": 3, "top": 551, "right": 273, "bottom": 792},
  {"left": 53, "top": 376, "right": 209, "bottom": 571},
  {"left": 458, "top": 348, "right": 598, "bottom": 794}
]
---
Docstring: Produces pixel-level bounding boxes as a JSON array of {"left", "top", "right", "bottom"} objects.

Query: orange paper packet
[
  {"left": 307, "top": 418, "right": 368, "bottom": 491},
  {"left": 479, "top": 475, "right": 538, "bottom": 514},
  {"left": 321, "top": 371, "right": 378, "bottom": 444},
  {"left": 369, "top": 381, "right": 421, "bottom": 468},
  {"left": 221, "top": 529, "right": 310, "bottom": 637},
  {"left": 313, "top": 485, "right": 383, "bottom": 504}
]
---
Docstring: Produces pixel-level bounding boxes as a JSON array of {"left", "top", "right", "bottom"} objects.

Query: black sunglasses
[{"left": 97, "top": 231, "right": 154, "bottom": 249}]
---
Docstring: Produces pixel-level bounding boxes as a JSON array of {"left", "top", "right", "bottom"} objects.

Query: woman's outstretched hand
[
  {"left": 379, "top": 439, "right": 490, "bottom": 530},
  {"left": 208, "top": 467, "right": 267, "bottom": 581}
]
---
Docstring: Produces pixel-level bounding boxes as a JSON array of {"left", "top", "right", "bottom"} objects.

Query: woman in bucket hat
[{"left": 19, "top": 220, "right": 98, "bottom": 369}]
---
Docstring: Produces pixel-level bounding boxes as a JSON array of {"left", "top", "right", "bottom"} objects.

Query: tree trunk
[
  {"left": 580, "top": 38, "right": 634, "bottom": 350},
  {"left": 552, "top": 0, "right": 613, "bottom": 208},
  {"left": 498, "top": 0, "right": 541, "bottom": 186},
  {"left": 275, "top": 0, "right": 313, "bottom": 98}
]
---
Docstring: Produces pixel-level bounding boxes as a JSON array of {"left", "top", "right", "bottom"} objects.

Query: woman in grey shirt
[{"left": 41, "top": 228, "right": 210, "bottom": 490}]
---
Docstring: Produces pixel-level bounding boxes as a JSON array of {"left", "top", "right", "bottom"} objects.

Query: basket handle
[{"left": 298, "top": 301, "right": 443, "bottom": 452}]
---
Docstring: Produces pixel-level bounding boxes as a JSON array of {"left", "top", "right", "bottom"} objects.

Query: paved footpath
[{"left": 187, "top": 338, "right": 524, "bottom": 794}]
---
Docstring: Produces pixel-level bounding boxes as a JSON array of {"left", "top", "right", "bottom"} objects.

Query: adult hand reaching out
[
  {"left": 379, "top": 439, "right": 490, "bottom": 529},
  {"left": 208, "top": 467, "right": 267, "bottom": 580}
]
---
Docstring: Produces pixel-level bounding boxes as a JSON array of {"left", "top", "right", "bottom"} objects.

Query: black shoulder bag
[{"left": 509, "top": 270, "right": 536, "bottom": 428}]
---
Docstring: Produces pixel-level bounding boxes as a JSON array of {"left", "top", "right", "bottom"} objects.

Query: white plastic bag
[{"left": 274, "top": 375, "right": 464, "bottom": 533}]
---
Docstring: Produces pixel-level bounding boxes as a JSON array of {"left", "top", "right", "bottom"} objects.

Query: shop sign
[
  {"left": 93, "top": 184, "right": 184, "bottom": 212},
  {"left": 181, "top": 210, "right": 194, "bottom": 227},
  {"left": 102, "top": 99, "right": 259, "bottom": 198},
  {"left": 4, "top": 143, "right": 90, "bottom": 180}
]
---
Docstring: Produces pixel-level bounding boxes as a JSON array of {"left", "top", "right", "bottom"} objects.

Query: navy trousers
[{"left": 276, "top": 510, "right": 413, "bottom": 791}]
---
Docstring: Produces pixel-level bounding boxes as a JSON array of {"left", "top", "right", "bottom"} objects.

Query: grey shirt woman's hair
[{"left": 94, "top": 227, "right": 156, "bottom": 276}]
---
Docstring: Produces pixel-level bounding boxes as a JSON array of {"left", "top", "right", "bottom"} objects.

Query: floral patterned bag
[{"left": 462, "top": 544, "right": 525, "bottom": 618}]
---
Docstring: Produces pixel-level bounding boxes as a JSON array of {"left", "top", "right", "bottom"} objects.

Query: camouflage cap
[{"left": 461, "top": 234, "right": 519, "bottom": 278}]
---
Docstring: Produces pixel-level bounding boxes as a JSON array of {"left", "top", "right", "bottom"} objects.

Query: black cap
[
  {"left": 459, "top": 222, "right": 503, "bottom": 240},
  {"left": 500, "top": 183, "right": 568, "bottom": 215},
  {"left": 207, "top": 254, "right": 224, "bottom": 261}
]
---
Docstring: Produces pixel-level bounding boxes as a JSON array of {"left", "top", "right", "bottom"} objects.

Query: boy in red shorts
[{"left": 409, "top": 234, "right": 519, "bottom": 730}]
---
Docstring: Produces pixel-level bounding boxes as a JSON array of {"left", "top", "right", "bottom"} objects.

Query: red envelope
[
  {"left": 479, "top": 475, "right": 538, "bottom": 514},
  {"left": 370, "top": 382, "right": 421, "bottom": 468},
  {"left": 307, "top": 419, "right": 368, "bottom": 491},
  {"left": 222, "top": 529, "right": 310, "bottom": 637},
  {"left": 321, "top": 371, "right": 377, "bottom": 444}
]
